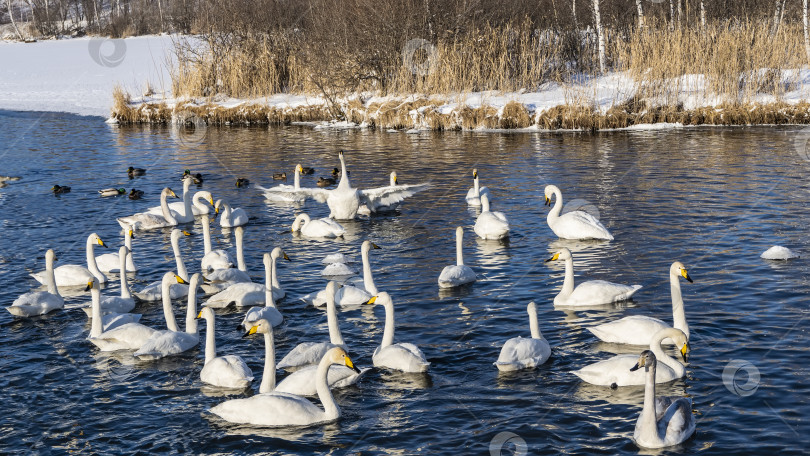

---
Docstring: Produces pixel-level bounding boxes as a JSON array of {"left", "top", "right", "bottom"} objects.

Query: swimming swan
[
  {"left": 31, "top": 233, "right": 108, "bottom": 287},
  {"left": 238, "top": 252, "right": 284, "bottom": 328},
  {"left": 200, "top": 212, "right": 234, "bottom": 272},
  {"left": 135, "top": 229, "right": 191, "bottom": 301},
  {"left": 588, "top": 262, "right": 692, "bottom": 345},
  {"left": 544, "top": 185, "right": 613, "bottom": 240},
  {"left": 134, "top": 273, "right": 201, "bottom": 360},
  {"left": 278, "top": 281, "right": 346, "bottom": 371},
  {"left": 117, "top": 187, "right": 180, "bottom": 231},
  {"left": 494, "top": 301, "right": 551, "bottom": 371},
  {"left": 96, "top": 227, "right": 138, "bottom": 273},
  {"left": 291, "top": 213, "right": 346, "bottom": 238},
  {"left": 465, "top": 168, "right": 491, "bottom": 206},
  {"left": 202, "top": 226, "right": 251, "bottom": 290},
  {"left": 474, "top": 193, "right": 509, "bottom": 240},
  {"left": 83, "top": 246, "right": 136, "bottom": 316},
  {"left": 545, "top": 248, "right": 641, "bottom": 307},
  {"left": 197, "top": 306, "right": 254, "bottom": 389},
  {"left": 309, "top": 241, "right": 380, "bottom": 307},
  {"left": 630, "top": 350, "right": 696, "bottom": 448},
  {"left": 210, "top": 343, "right": 359, "bottom": 427},
  {"left": 215, "top": 200, "right": 248, "bottom": 227},
  {"left": 7, "top": 249, "right": 64, "bottom": 317},
  {"left": 147, "top": 182, "right": 214, "bottom": 218},
  {"left": 572, "top": 327, "right": 690, "bottom": 387},
  {"left": 364, "top": 292, "right": 430, "bottom": 373},
  {"left": 438, "top": 226, "right": 476, "bottom": 288}
]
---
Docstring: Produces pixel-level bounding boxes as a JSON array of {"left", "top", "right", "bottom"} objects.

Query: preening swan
[
  {"left": 545, "top": 248, "right": 641, "bottom": 307},
  {"left": 117, "top": 187, "right": 180, "bottom": 231},
  {"left": 197, "top": 306, "right": 254, "bottom": 389},
  {"left": 544, "top": 185, "right": 613, "bottom": 240},
  {"left": 210, "top": 343, "right": 359, "bottom": 427},
  {"left": 134, "top": 273, "right": 201, "bottom": 360},
  {"left": 7, "top": 249, "right": 64, "bottom": 317},
  {"left": 278, "top": 281, "right": 347, "bottom": 371},
  {"left": 588, "top": 262, "right": 692, "bottom": 345},
  {"left": 465, "top": 168, "right": 491, "bottom": 206},
  {"left": 136, "top": 229, "right": 191, "bottom": 301},
  {"left": 473, "top": 193, "right": 509, "bottom": 240},
  {"left": 238, "top": 252, "right": 284, "bottom": 328},
  {"left": 494, "top": 302, "right": 551, "bottom": 371},
  {"left": 438, "top": 226, "right": 476, "bottom": 288},
  {"left": 31, "top": 233, "right": 108, "bottom": 287},
  {"left": 630, "top": 350, "right": 696, "bottom": 448},
  {"left": 364, "top": 292, "right": 430, "bottom": 373},
  {"left": 83, "top": 246, "right": 136, "bottom": 317},
  {"left": 291, "top": 213, "right": 346, "bottom": 238},
  {"left": 572, "top": 327, "right": 690, "bottom": 387},
  {"left": 95, "top": 227, "right": 138, "bottom": 273},
  {"left": 215, "top": 200, "right": 248, "bottom": 227},
  {"left": 308, "top": 241, "right": 380, "bottom": 307},
  {"left": 86, "top": 274, "right": 185, "bottom": 352}
]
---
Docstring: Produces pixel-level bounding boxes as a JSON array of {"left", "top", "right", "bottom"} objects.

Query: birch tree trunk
[
  {"left": 677, "top": 0, "right": 682, "bottom": 28},
  {"left": 804, "top": 0, "right": 810, "bottom": 63},
  {"left": 669, "top": 0, "right": 675, "bottom": 31},
  {"left": 572, "top": 0, "right": 578, "bottom": 30},
  {"left": 6, "top": 0, "right": 24, "bottom": 40},
  {"left": 592, "top": 0, "right": 605, "bottom": 74},
  {"left": 772, "top": 0, "right": 783, "bottom": 35},
  {"left": 635, "top": 0, "right": 644, "bottom": 28},
  {"left": 700, "top": 0, "right": 706, "bottom": 28}
]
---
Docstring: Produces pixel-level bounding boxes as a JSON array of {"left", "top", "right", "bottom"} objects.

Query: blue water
[{"left": 0, "top": 110, "right": 808, "bottom": 454}]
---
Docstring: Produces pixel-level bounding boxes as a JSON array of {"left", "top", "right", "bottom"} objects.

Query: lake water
[{"left": 0, "top": 110, "right": 808, "bottom": 455}]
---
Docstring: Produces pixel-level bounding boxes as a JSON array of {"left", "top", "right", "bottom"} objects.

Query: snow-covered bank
[{"left": 0, "top": 35, "right": 174, "bottom": 117}]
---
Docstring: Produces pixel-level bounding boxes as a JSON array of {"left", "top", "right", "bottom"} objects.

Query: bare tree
[
  {"left": 700, "top": 0, "right": 706, "bottom": 27},
  {"left": 5, "top": 0, "right": 24, "bottom": 39},
  {"left": 668, "top": 0, "right": 674, "bottom": 30},
  {"left": 592, "top": 0, "right": 605, "bottom": 73},
  {"left": 635, "top": 0, "right": 644, "bottom": 28},
  {"left": 804, "top": 0, "right": 810, "bottom": 62}
]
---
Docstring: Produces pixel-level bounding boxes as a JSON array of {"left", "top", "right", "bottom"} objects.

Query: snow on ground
[{"left": 0, "top": 35, "right": 175, "bottom": 117}]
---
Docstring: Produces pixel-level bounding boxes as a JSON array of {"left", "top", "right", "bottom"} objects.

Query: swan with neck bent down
[
  {"left": 7, "top": 249, "right": 64, "bottom": 317},
  {"left": 545, "top": 248, "right": 641, "bottom": 307},
  {"left": 588, "top": 262, "right": 693, "bottom": 345},
  {"left": 31, "top": 233, "right": 108, "bottom": 287},
  {"left": 544, "top": 184, "right": 613, "bottom": 240}
]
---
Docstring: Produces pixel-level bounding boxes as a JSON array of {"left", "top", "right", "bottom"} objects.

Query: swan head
[
  {"left": 271, "top": 247, "right": 290, "bottom": 262},
  {"left": 162, "top": 271, "right": 188, "bottom": 286},
  {"left": 325, "top": 347, "right": 361, "bottom": 374},
  {"left": 544, "top": 247, "right": 572, "bottom": 263},
  {"left": 197, "top": 305, "right": 215, "bottom": 321},
  {"left": 472, "top": 169, "right": 478, "bottom": 179},
  {"left": 543, "top": 185, "right": 562, "bottom": 206},
  {"left": 90, "top": 233, "right": 107, "bottom": 249},
  {"left": 45, "top": 249, "right": 57, "bottom": 264},
  {"left": 188, "top": 273, "right": 201, "bottom": 291},
  {"left": 480, "top": 193, "right": 491, "bottom": 211},
  {"left": 291, "top": 213, "right": 310, "bottom": 232},
  {"left": 127, "top": 227, "right": 135, "bottom": 239},
  {"left": 630, "top": 350, "right": 656, "bottom": 372},
  {"left": 296, "top": 164, "right": 304, "bottom": 175},
  {"left": 390, "top": 171, "right": 398, "bottom": 185},
  {"left": 364, "top": 292, "right": 392, "bottom": 307},
  {"left": 170, "top": 229, "right": 186, "bottom": 244},
  {"left": 527, "top": 301, "right": 537, "bottom": 316},
  {"left": 243, "top": 318, "right": 273, "bottom": 337},
  {"left": 163, "top": 187, "right": 179, "bottom": 199},
  {"left": 361, "top": 240, "right": 382, "bottom": 253},
  {"left": 84, "top": 277, "right": 99, "bottom": 291},
  {"left": 671, "top": 261, "right": 693, "bottom": 283},
  {"left": 213, "top": 199, "right": 223, "bottom": 215}
]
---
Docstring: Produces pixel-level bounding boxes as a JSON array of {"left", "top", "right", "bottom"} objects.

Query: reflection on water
[{"left": 1, "top": 110, "right": 809, "bottom": 453}]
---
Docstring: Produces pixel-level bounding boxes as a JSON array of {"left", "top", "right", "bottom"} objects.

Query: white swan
[
  {"left": 117, "top": 187, "right": 180, "bottom": 231},
  {"left": 465, "top": 168, "right": 491, "bottom": 206},
  {"left": 202, "top": 226, "right": 251, "bottom": 289},
  {"left": 544, "top": 184, "right": 613, "bottom": 240},
  {"left": 494, "top": 302, "right": 551, "bottom": 371},
  {"left": 365, "top": 292, "right": 430, "bottom": 373},
  {"left": 761, "top": 245, "right": 799, "bottom": 260},
  {"left": 136, "top": 229, "right": 191, "bottom": 301},
  {"left": 87, "top": 273, "right": 185, "bottom": 351},
  {"left": 215, "top": 200, "right": 248, "bottom": 227},
  {"left": 630, "top": 350, "right": 696, "bottom": 448},
  {"left": 308, "top": 241, "right": 380, "bottom": 307},
  {"left": 238, "top": 252, "right": 284, "bottom": 328},
  {"left": 278, "top": 281, "right": 346, "bottom": 371},
  {"left": 7, "top": 249, "right": 64, "bottom": 317},
  {"left": 148, "top": 186, "right": 215, "bottom": 217},
  {"left": 158, "top": 174, "right": 196, "bottom": 223},
  {"left": 321, "top": 262, "right": 357, "bottom": 276},
  {"left": 545, "top": 248, "right": 641, "bottom": 307},
  {"left": 438, "top": 226, "right": 476, "bottom": 288},
  {"left": 83, "top": 246, "right": 136, "bottom": 317},
  {"left": 291, "top": 213, "right": 346, "bottom": 238},
  {"left": 474, "top": 193, "right": 509, "bottom": 240},
  {"left": 359, "top": 171, "right": 429, "bottom": 214},
  {"left": 31, "top": 233, "right": 108, "bottom": 287},
  {"left": 572, "top": 327, "right": 690, "bottom": 387},
  {"left": 259, "top": 164, "right": 324, "bottom": 203},
  {"left": 197, "top": 306, "right": 254, "bottom": 389},
  {"left": 269, "top": 246, "right": 288, "bottom": 300},
  {"left": 210, "top": 344, "right": 359, "bottom": 427},
  {"left": 275, "top": 363, "right": 369, "bottom": 397},
  {"left": 96, "top": 227, "right": 138, "bottom": 273},
  {"left": 588, "top": 262, "right": 692, "bottom": 345},
  {"left": 200, "top": 212, "right": 234, "bottom": 272},
  {"left": 134, "top": 273, "right": 201, "bottom": 360}
]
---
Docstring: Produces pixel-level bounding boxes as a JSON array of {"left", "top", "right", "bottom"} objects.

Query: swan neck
[
  {"left": 204, "top": 315, "right": 216, "bottom": 363},
  {"left": 259, "top": 331, "right": 276, "bottom": 393},
  {"left": 381, "top": 301, "right": 396, "bottom": 349},
  {"left": 548, "top": 187, "right": 563, "bottom": 221},
  {"left": 201, "top": 215, "right": 212, "bottom": 254},
  {"left": 326, "top": 292, "right": 345, "bottom": 346},
  {"left": 182, "top": 183, "right": 192, "bottom": 217},
  {"left": 265, "top": 258, "right": 276, "bottom": 308},
  {"left": 160, "top": 190, "right": 177, "bottom": 224},
  {"left": 473, "top": 176, "right": 480, "bottom": 196},
  {"left": 294, "top": 168, "right": 300, "bottom": 190},
  {"left": 315, "top": 354, "right": 340, "bottom": 419},
  {"left": 640, "top": 361, "right": 659, "bottom": 440},
  {"left": 338, "top": 154, "right": 350, "bottom": 188},
  {"left": 270, "top": 254, "right": 281, "bottom": 290},
  {"left": 45, "top": 254, "right": 59, "bottom": 297},
  {"left": 90, "top": 287, "right": 102, "bottom": 337},
  {"left": 651, "top": 329, "right": 685, "bottom": 376},
  {"left": 236, "top": 229, "right": 246, "bottom": 272},
  {"left": 119, "top": 254, "right": 131, "bottom": 299},
  {"left": 85, "top": 236, "right": 102, "bottom": 277},
  {"left": 560, "top": 256, "right": 575, "bottom": 297},
  {"left": 362, "top": 246, "right": 377, "bottom": 295},
  {"left": 185, "top": 282, "right": 198, "bottom": 334},
  {"left": 456, "top": 230, "right": 464, "bottom": 266},
  {"left": 670, "top": 273, "right": 689, "bottom": 339},
  {"left": 172, "top": 234, "right": 189, "bottom": 281},
  {"left": 162, "top": 279, "right": 179, "bottom": 332},
  {"left": 124, "top": 231, "right": 136, "bottom": 271},
  {"left": 481, "top": 195, "right": 490, "bottom": 212},
  {"left": 529, "top": 308, "right": 542, "bottom": 339}
]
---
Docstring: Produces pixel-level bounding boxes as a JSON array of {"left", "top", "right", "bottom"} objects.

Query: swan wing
[
  {"left": 588, "top": 315, "right": 669, "bottom": 345},
  {"left": 359, "top": 183, "right": 429, "bottom": 211},
  {"left": 494, "top": 336, "right": 551, "bottom": 370},
  {"left": 201, "top": 355, "right": 254, "bottom": 389},
  {"left": 204, "top": 268, "right": 251, "bottom": 284},
  {"left": 99, "top": 296, "right": 136, "bottom": 314},
  {"left": 564, "top": 281, "right": 642, "bottom": 306},
  {"left": 204, "top": 282, "right": 264, "bottom": 308},
  {"left": 89, "top": 322, "right": 157, "bottom": 351},
  {"left": 572, "top": 354, "right": 679, "bottom": 386},
  {"left": 474, "top": 212, "right": 510, "bottom": 240},
  {"left": 241, "top": 306, "right": 283, "bottom": 328},
  {"left": 7, "top": 292, "right": 64, "bottom": 316},
  {"left": 561, "top": 199, "right": 601, "bottom": 220},
  {"left": 552, "top": 210, "right": 613, "bottom": 240},
  {"left": 134, "top": 330, "right": 199, "bottom": 360},
  {"left": 202, "top": 250, "right": 234, "bottom": 272},
  {"left": 276, "top": 365, "right": 369, "bottom": 396},
  {"left": 210, "top": 392, "right": 328, "bottom": 426},
  {"left": 277, "top": 342, "right": 334, "bottom": 371},
  {"left": 438, "top": 265, "right": 476, "bottom": 288},
  {"left": 257, "top": 184, "right": 330, "bottom": 203},
  {"left": 101, "top": 312, "right": 142, "bottom": 331},
  {"left": 136, "top": 282, "right": 189, "bottom": 301},
  {"left": 661, "top": 397, "right": 696, "bottom": 445},
  {"left": 373, "top": 343, "right": 430, "bottom": 373}
]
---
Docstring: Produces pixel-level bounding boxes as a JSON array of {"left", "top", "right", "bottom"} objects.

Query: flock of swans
[{"left": 6, "top": 152, "right": 700, "bottom": 449}]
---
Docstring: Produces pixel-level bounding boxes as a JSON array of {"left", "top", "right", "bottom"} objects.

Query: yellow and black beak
[
  {"left": 209, "top": 197, "right": 215, "bottom": 206},
  {"left": 170, "top": 190, "right": 178, "bottom": 198},
  {"left": 182, "top": 230, "right": 193, "bottom": 236},
  {"left": 196, "top": 310, "right": 203, "bottom": 319},
  {"left": 473, "top": 170, "right": 477, "bottom": 178},
  {"left": 98, "top": 238, "right": 108, "bottom": 248},
  {"left": 344, "top": 354, "right": 361, "bottom": 374},
  {"left": 629, "top": 359, "right": 644, "bottom": 372},
  {"left": 680, "top": 342, "right": 691, "bottom": 363},
  {"left": 544, "top": 252, "right": 560, "bottom": 263},
  {"left": 84, "top": 280, "right": 94, "bottom": 291},
  {"left": 129, "top": 229, "right": 135, "bottom": 239},
  {"left": 394, "top": 176, "right": 398, "bottom": 184},
  {"left": 242, "top": 324, "right": 259, "bottom": 338},
  {"left": 364, "top": 296, "right": 378, "bottom": 305},
  {"left": 283, "top": 253, "right": 291, "bottom": 261},
  {"left": 371, "top": 243, "right": 381, "bottom": 250},
  {"left": 681, "top": 268, "right": 693, "bottom": 283},
  {"left": 544, "top": 196, "right": 551, "bottom": 206},
  {"left": 175, "top": 275, "right": 188, "bottom": 285}
]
